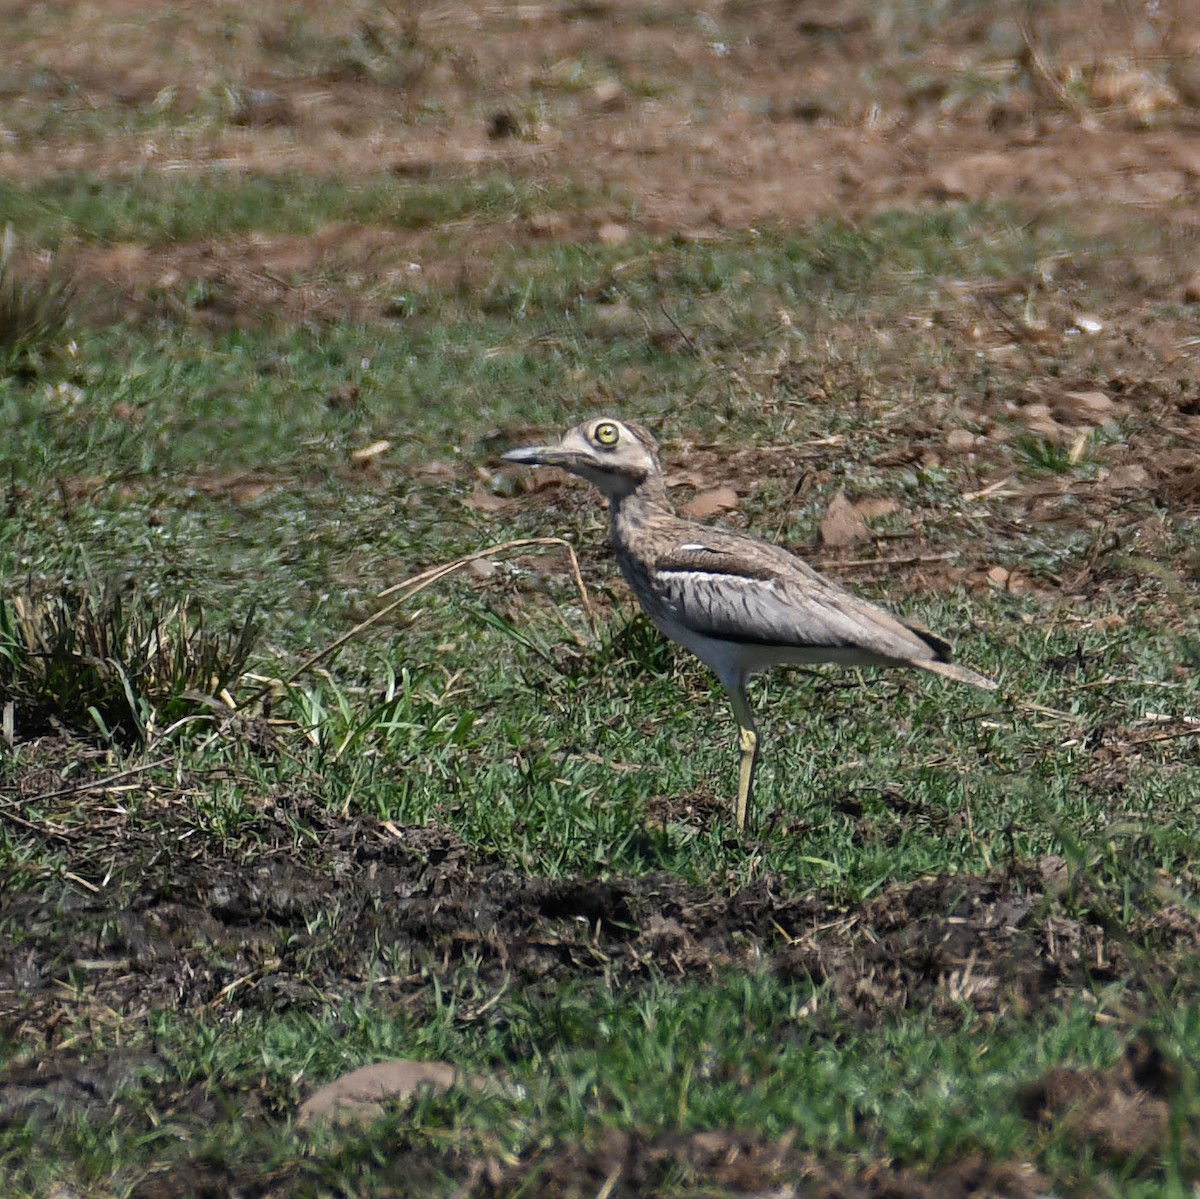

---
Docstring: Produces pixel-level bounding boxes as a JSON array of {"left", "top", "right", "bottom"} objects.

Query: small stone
[
  {"left": 597, "top": 222, "right": 630, "bottom": 247},
  {"left": 299, "top": 1060, "right": 468, "bottom": 1128},
  {"left": 1054, "top": 390, "right": 1116, "bottom": 426},
  {"left": 946, "top": 428, "right": 979, "bottom": 453},
  {"left": 1021, "top": 402, "right": 1071, "bottom": 441},
  {"left": 468, "top": 557, "right": 499, "bottom": 580},
  {"left": 819, "top": 490, "right": 872, "bottom": 548},
  {"left": 681, "top": 486, "right": 739, "bottom": 519},
  {"left": 526, "top": 213, "right": 570, "bottom": 239},
  {"left": 1038, "top": 854, "right": 1070, "bottom": 892},
  {"left": 591, "top": 80, "right": 626, "bottom": 111},
  {"left": 1104, "top": 463, "right": 1150, "bottom": 490},
  {"left": 1064, "top": 390, "right": 1113, "bottom": 414},
  {"left": 463, "top": 483, "right": 511, "bottom": 513}
]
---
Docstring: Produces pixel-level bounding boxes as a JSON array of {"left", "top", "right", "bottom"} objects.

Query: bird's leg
[
  {"left": 735, "top": 723, "right": 758, "bottom": 831},
  {"left": 728, "top": 682, "right": 759, "bottom": 832}
]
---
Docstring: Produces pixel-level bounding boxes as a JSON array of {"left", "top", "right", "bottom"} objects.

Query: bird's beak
[{"left": 502, "top": 443, "right": 572, "bottom": 467}]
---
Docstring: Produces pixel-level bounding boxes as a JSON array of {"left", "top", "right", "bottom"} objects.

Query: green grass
[
  {"left": 9, "top": 595, "right": 1190, "bottom": 890},
  {"left": 4, "top": 979, "right": 1196, "bottom": 1197},
  {"left": 0, "top": 171, "right": 588, "bottom": 248},
  {"left": 1, "top": 190, "right": 1198, "bottom": 1197}
]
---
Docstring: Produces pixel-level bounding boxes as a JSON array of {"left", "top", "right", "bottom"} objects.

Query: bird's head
[{"left": 502, "top": 418, "right": 662, "bottom": 500}]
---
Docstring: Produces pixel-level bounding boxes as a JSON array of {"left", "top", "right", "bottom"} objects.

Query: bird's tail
[{"left": 916, "top": 657, "right": 998, "bottom": 691}]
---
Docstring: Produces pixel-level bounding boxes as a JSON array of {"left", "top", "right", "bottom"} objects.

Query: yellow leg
[
  {"left": 728, "top": 682, "right": 759, "bottom": 831},
  {"left": 735, "top": 722, "right": 758, "bottom": 831}
]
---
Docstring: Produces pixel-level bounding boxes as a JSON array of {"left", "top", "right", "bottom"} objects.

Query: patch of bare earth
[
  {"left": 3, "top": 814, "right": 1194, "bottom": 1196},
  {"left": 4, "top": 0, "right": 1200, "bottom": 327},
  {"left": 1, "top": 812, "right": 1196, "bottom": 1043},
  {"left": 128, "top": 1134, "right": 1054, "bottom": 1199},
  {"left": 4, "top": 2, "right": 1200, "bottom": 202}
]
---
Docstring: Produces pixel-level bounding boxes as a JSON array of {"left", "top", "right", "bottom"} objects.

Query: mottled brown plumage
[{"left": 504, "top": 418, "right": 996, "bottom": 829}]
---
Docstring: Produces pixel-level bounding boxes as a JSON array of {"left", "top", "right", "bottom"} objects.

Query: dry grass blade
[
  {"left": 275, "top": 537, "right": 594, "bottom": 691},
  {"left": 0, "top": 756, "right": 176, "bottom": 810},
  {"left": 1016, "top": 10, "right": 1098, "bottom": 129}
]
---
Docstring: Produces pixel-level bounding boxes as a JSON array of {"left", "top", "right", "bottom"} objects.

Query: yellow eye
[{"left": 593, "top": 421, "right": 620, "bottom": 448}]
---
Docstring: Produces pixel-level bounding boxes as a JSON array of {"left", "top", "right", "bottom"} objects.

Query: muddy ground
[
  {"left": 4, "top": 0, "right": 1200, "bottom": 1194},
  {"left": 1, "top": 812, "right": 1185, "bottom": 1040},
  {"left": 2, "top": 801, "right": 1196, "bottom": 1196}
]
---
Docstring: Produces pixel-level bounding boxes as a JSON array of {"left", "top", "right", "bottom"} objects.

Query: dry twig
[{"left": 272, "top": 537, "right": 594, "bottom": 693}]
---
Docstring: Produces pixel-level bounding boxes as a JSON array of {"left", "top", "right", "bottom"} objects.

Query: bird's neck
[{"left": 608, "top": 473, "right": 674, "bottom": 542}]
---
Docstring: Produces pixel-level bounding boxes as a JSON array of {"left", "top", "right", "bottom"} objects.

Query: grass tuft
[
  {"left": 0, "top": 582, "right": 260, "bottom": 747},
  {"left": 0, "top": 225, "right": 77, "bottom": 377}
]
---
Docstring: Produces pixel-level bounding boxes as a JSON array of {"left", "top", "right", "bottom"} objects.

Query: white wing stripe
[{"left": 657, "top": 569, "right": 776, "bottom": 589}]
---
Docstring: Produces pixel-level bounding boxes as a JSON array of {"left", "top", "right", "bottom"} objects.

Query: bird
[{"left": 502, "top": 417, "right": 997, "bottom": 831}]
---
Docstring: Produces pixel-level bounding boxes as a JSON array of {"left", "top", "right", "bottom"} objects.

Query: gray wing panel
[{"left": 654, "top": 545, "right": 936, "bottom": 662}]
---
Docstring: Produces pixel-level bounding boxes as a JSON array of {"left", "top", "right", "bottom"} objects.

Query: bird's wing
[{"left": 652, "top": 536, "right": 942, "bottom": 664}]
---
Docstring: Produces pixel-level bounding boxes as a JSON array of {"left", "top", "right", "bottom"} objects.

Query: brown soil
[
  {"left": 2, "top": 813, "right": 1196, "bottom": 1196},
  {"left": 125, "top": 1137, "right": 1053, "bottom": 1199},
  {"left": 3, "top": 816, "right": 1186, "bottom": 1036},
  {"left": 5, "top": 0, "right": 1200, "bottom": 329}
]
